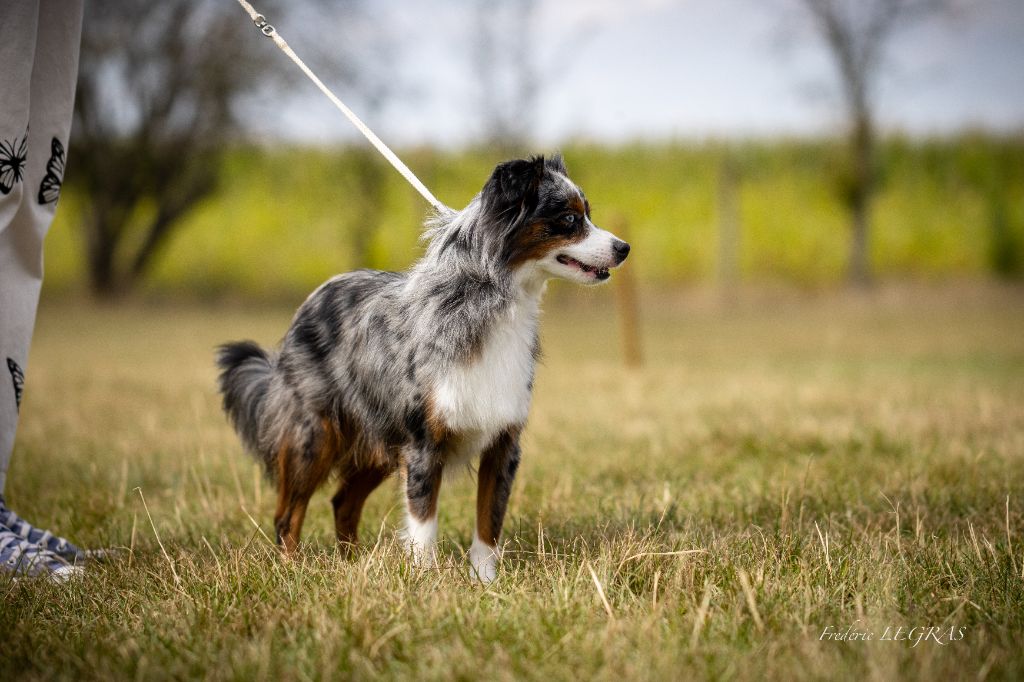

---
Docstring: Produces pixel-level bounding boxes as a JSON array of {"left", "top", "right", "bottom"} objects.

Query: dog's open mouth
[{"left": 556, "top": 254, "right": 611, "bottom": 280}]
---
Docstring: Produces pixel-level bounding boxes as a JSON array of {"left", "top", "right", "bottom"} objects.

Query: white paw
[
  {"left": 404, "top": 513, "right": 438, "bottom": 568},
  {"left": 469, "top": 536, "right": 499, "bottom": 584}
]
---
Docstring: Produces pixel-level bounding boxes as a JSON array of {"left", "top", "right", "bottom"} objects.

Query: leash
[{"left": 232, "top": 0, "right": 445, "bottom": 211}]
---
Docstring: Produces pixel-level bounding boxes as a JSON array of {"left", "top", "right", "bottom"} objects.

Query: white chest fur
[{"left": 433, "top": 296, "right": 539, "bottom": 437}]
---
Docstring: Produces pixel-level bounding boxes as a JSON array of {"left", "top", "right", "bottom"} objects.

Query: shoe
[
  {"left": 0, "top": 527, "right": 82, "bottom": 582},
  {"left": 0, "top": 497, "right": 87, "bottom": 563}
]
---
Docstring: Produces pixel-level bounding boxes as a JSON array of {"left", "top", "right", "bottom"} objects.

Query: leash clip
[{"left": 252, "top": 13, "right": 275, "bottom": 37}]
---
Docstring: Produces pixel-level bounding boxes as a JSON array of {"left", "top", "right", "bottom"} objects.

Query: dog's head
[{"left": 479, "top": 155, "right": 629, "bottom": 285}]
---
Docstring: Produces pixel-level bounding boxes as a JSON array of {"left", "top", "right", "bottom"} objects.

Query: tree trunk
[
  {"left": 848, "top": 114, "right": 874, "bottom": 287},
  {"left": 609, "top": 213, "right": 643, "bottom": 368},
  {"left": 717, "top": 153, "right": 741, "bottom": 301},
  {"left": 849, "top": 187, "right": 871, "bottom": 287},
  {"left": 87, "top": 240, "right": 119, "bottom": 298},
  {"left": 84, "top": 210, "right": 121, "bottom": 298}
]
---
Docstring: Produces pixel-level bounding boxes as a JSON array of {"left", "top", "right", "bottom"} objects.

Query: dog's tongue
[
  {"left": 559, "top": 254, "right": 594, "bottom": 273},
  {"left": 557, "top": 254, "right": 611, "bottom": 279}
]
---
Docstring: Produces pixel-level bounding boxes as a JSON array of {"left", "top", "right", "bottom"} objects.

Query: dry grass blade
[
  {"left": 1007, "top": 496, "right": 1018, "bottom": 578},
  {"left": 814, "top": 521, "right": 831, "bottom": 576},
  {"left": 135, "top": 487, "right": 180, "bottom": 584},
  {"left": 587, "top": 562, "right": 615, "bottom": 620},
  {"left": 737, "top": 569, "right": 764, "bottom": 632},
  {"left": 615, "top": 548, "right": 706, "bottom": 574},
  {"left": 690, "top": 580, "right": 714, "bottom": 648}
]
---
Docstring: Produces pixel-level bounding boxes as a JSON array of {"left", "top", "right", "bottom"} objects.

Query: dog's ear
[
  {"left": 482, "top": 156, "right": 546, "bottom": 215},
  {"left": 546, "top": 153, "right": 567, "bottom": 175}
]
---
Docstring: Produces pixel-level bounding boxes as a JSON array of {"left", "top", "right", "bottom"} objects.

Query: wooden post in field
[
  {"left": 610, "top": 213, "right": 643, "bottom": 368},
  {"left": 717, "top": 153, "right": 740, "bottom": 303}
]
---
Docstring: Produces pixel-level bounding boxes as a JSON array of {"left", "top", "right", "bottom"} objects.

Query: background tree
[
  {"left": 470, "top": 0, "right": 541, "bottom": 151},
  {"left": 71, "top": 0, "right": 371, "bottom": 297},
  {"left": 72, "top": 1, "right": 271, "bottom": 296},
  {"left": 309, "top": 5, "right": 400, "bottom": 270},
  {"left": 795, "top": 0, "right": 950, "bottom": 286},
  {"left": 467, "top": 0, "right": 590, "bottom": 152}
]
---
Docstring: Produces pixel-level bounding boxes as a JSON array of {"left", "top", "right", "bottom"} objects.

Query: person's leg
[
  {"left": 0, "top": 0, "right": 87, "bottom": 568},
  {"left": 0, "top": 0, "right": 41, "bottom": 496}
]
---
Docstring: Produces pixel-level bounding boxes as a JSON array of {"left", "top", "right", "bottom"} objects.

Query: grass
[
  {"left": 41, "top": 136, "right": 1024, "bottom": 299},
  {"left": 3, "top": 282, "right": 1024, "bottom": 680}
]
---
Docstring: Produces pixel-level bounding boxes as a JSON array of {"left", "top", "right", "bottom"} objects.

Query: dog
[{"left": 216, "top": 155, "right": 629, "bottom": 582}]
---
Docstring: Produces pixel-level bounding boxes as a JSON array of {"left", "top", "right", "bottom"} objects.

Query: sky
[{"left": 264, "top": 0, "right": 1024, "bottom": 146}]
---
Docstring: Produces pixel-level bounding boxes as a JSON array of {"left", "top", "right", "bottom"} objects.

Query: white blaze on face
[
  {"left": 542, "top": 218, "right": 625, "bottom": 285},
  {"left": 534, "top": 171, "right": 627, "bottom": 285}
]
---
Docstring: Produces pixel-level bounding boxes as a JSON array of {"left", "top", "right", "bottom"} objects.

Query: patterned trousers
[{"left": 0, "top": 1, "right": 83, "bottom": 492}]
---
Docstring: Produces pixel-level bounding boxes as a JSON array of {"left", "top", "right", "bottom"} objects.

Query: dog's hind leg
[
  {"left": 275, "top": 418, "right": 347, "bottom": 555},
  {"left": 471, "top": 428, "right": 521, "bottom": 583},
  {"left": 332, "top": 466, "right": 389, "bottom": 556},
  {"left": 274, "top": 484, "right": 313, "bottom": 556},
  {"left": 273, "top": 443, "right": 318, "bottom": 556},
  {"left": 274, "top": 489, "right": 311, "bottom": 556}
]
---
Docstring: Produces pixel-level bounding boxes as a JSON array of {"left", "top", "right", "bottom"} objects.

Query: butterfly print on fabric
[
  {"left": 6, "top": 358, "right": 24, "bottom": 412},
  {"left": 0, "top": 135, "right": 27, "bottom": 195},
  {"left": 38, "top": 137, "right": 66, "bottom": 205}
]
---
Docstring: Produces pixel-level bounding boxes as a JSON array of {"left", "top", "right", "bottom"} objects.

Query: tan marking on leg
[
  {"left": 273, "top": 420, "right": 343, "bottom": 557},
  {"left": 423, "top": 391, "right": 452, "bottom": 445},
  {"left": 332, "top": 467, "right": 389, "bottom": 555},
  {"left": 274, "top": 439, "right": 294, "bottom": 551},
  {"left": 476, "top": 454, "right": 500, "bottom": 546},
  {"left": 280, "top": 497, "right": 309, "bottom": 555},
  {"left": 475, "top": 426, "right": 521, "bottom": 546}
]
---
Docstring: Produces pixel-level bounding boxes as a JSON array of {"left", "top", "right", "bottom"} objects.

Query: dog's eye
[{"left": 551, "top": 213, "right": 580, "bottom": 236}]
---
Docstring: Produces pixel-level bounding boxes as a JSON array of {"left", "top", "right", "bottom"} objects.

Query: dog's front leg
[
  {"left": 472, "top": 428, "right": 521, "bottom": 583},
  {"left": 403, "top": 449, "right": 444, "bottom": 568}
]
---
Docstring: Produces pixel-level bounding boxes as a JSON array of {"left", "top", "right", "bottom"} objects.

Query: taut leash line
[{"left": 232, "top": 0, "right": 445, "bottom": 211}]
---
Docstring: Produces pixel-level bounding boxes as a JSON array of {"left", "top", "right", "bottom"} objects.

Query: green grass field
[
  {"left": 41, "top": 137, "right": 1024, "bottom": 299},
  {"left": 3, "top": 283, "right": 1024, "bottom": 680}
]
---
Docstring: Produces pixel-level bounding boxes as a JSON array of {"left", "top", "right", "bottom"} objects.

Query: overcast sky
[{"left": 264, "top": 0, "right": 1024, "bottom": 146}]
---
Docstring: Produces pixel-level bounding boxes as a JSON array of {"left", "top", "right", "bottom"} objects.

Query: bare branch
[
  {"left": 791, "top": 0, "right": 952, "bottom": 286},
  {"left": 68, "top": 0, "right": 372, "bottom": 295}
]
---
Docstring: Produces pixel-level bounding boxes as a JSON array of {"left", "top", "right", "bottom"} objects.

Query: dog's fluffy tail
[{"left": 217, "top": 341, "right": 276, "bottom": 477}]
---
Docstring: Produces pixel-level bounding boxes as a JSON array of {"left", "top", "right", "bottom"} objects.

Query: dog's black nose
[{"left": 612, "top": 239, "right": 630, "bottom": 263}]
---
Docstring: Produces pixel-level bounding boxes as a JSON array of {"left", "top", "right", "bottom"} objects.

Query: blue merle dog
[{"left": 217, "top": 155, "right": 629, "bottom": 582}]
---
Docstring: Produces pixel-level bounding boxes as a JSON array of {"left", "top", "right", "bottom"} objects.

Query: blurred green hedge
[{"left": 43, "top": 135, "right": 1024, "bottom": 300}]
